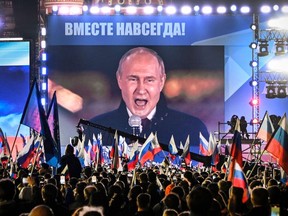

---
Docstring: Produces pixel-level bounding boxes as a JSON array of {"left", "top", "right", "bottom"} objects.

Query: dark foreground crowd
[{"left": 1, "top": 162, "right": 288, "bottom": 216}]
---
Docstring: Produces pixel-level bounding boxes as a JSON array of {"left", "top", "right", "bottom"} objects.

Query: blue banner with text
[{"left": 47, "top": 15, "right": 250, "bottom": 46}]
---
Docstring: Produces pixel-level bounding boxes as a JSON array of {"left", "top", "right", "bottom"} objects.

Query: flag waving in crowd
[
  {"left": 19, "top": 80, "right": 59, "bottom": 167},
  {"left": 256, "top": 111, "right": 275, "bottom": 142},
  {"left": 127, "top": 143, "right": 139, "bottom": 171},
  {"left": 47, "top": 91, "right": 61, "bottom": 165},
  {"left": 229, "top": 161, "right": 250, "bottom": 203},
  {"left": 199, "top": 132, "right": 210, "bottom": 156},
  {"left": 230, "top": 118, "right": 243, "bottom": 167},
  {"left": 0, "top": 127, "right": 10, "bottom": 157},
  {"left": 138, "top": 133, "right": 155, "bottom": 166},
  {"left": 181, "top": 135, "right": 191, "bottom": 166},
  {"left": 265, "top": 113, "right": 288, "bottom": 174}
]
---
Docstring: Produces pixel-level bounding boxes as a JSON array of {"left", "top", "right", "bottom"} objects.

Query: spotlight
[
  {"left": 180, "top": 5, "right": 192, "bottom": 15},
  {"left": 240, "top": 6, "right": 250, "bottom": 14},
  {"left": 202, "top": 5, "right": 213, "bottom": 14},
  {"left": 42, "top": 53, "right": 47, "bottom": 61},
  {"left": 250, "top": 60, "right": 258, "bottom": 67},
  {"left": 250, "top": 118, "right": 259, "bottom": 125},
  {"left": 260, "top": 5, "right": 271, "bottom": 13},
  {"left": 41, "top": 27, "right": 46, "bottom": 36},
  {"left": 114, "top": 4, "right": 121, "bottom": 14},
  {"left": 41, "top": 67, "right": 47, "bottom": 75},
  {"left": 250, "top": 80, "right": 258, "bottom": 87},
  {"left": 157, "top": 5, "right": 163, "bottom": 13},
  {"left": 41, "top": 98, "right": 46, "bottom": 106},
  {"left": 258, "top": 40, "right": 269, "bottom": 57},
  {"left": 143, "top": 6, "right": 155, "bottom": 15},
  {"left": 52, "top": 5, "right": 58, "bottom": 14},
  {"left": 193, "top": 5, "right": 200, "bottom": 13},
  {"left": 249, "top": 42, "right": 257, "bottom": 49},
  {"left": 216, "top": 6, "right": 227, "bottom": 14},
  {"left": 126, "top": 6, "right": 137, "bottom": 15},
  {"left": 277, "top": 80, "right": 287, "bottom": 98},
  {"left": 250, "top": 24, "right": 257, "bottom": 31},
  {"left": 90, "top": 6, "right": 100, "bottom": 14},
  {"left": 273, "top": 5, "right": 279, "bottom": 11},
  {"left": 281, "top": 6, "right": 288, "bottom": 13},
  {"left": 165, "top": 5, "right": 177, "bottom": 15},
  {"left": 249, "top": 98, "right": 259, "bottom": 106},
  {"left": 230, "top": 5, "right": 237, "bottom": 12},
  {"left": 275, "top": 40, "right": 286, "bottom": 56},
  {"left": 82, "top": 5, "right": 88, "bottom": 13},
  {"left": 266, "top": 81, "right": 277, "bottom": 99}
]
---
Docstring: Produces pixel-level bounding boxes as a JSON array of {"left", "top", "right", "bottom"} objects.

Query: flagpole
[
  {"left": 9, "top": 123, "right": 22, "bottom": 161},
  {"left": 224, "top": 155, "right": 232, "bottom": 180},
  {"left": 243, "top": 138, "right": 258, "bottom": 169},
  {"left": 130, "top": 167, "right": 136, "bottom": 189},
  {"left": 30, "top": 136, "right": 43, "bottom": 176},
  {"left": 247, "top": 148, "right": 266, "bottom": 179}
]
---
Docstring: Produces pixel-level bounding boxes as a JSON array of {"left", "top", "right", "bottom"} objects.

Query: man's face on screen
[{"left": 117, "top": 51, "right": 166, "bottom": 119}]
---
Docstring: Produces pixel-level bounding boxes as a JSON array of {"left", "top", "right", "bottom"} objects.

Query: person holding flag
[{"left": 57, "top": 144, "right": 82, "bottom": 179}]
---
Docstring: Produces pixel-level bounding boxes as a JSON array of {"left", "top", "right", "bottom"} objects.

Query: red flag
[
  {"left": 265, "top": 114, "right": 288, "bottom": 174},
  {"left": 230, "top": 119, "right": 243, "bottom": 167}
]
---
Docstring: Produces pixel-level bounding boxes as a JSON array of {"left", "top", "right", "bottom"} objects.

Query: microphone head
[{"left": 128, "top": 115, "right": 141, "bottom": 127}]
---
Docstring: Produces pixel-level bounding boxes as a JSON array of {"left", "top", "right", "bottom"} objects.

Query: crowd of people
[{"left": 1, "top": 153, "right": 288, "bottom": 216}]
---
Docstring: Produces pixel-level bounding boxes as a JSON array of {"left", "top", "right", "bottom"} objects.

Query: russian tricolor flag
[
  {"left": 17, "top": 134, "right": 36, "bottom": 168},
  {"left": 232, "top": 161, "right": 250, "bottom": 203},
  {"left": 199, "top": 132, "right": 210, "bottom": 156},
  {"left": 127, "top": 150, "right": 139, "bottom": 171},
  {"left": 181, "top": 135, "right": 191, "bottom": 166},
  {"left": 230, "top": 119, "right": 243, "bottom": 167},
  {"left": 256, "top": 111, "right": 275, "bottom": 142},
  {"left": 265, "top": 113, "right": 288, "bottom": 174},
  {"left": 138, "top": 133, "right": 155, "bottom": 166}
]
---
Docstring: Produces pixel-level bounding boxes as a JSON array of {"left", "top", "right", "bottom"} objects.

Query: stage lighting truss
[
  {"left": 277, "top": 80, "right": 288, "bottom": 98},
  {"left": 258, "top": 40, "right": 269, "bottom": 56},
  {"left": 265, "top": 81, "right": 277, "bottom": 99},
  {"left": 275, "top": 40, "right": 287, "bottom": 56},
  {"left": 265, "top": 80, "right": 288, "bottom": 99},
  {"left": 42, "top": 1, "right": 288, "bottom": 16},
  {"left": 258, "top": 29, "right": 288, "bottom": 56}
]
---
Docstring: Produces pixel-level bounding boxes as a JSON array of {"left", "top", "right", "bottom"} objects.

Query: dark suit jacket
[{"left": 85, "top": 94, "right": 209, "bottom": 162}]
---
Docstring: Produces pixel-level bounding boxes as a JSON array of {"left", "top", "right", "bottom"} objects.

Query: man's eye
[{"left": 128, "top": 77, "right": 137, "bottom": 81}]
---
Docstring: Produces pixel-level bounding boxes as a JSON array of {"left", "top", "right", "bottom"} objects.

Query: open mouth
[{"left": 135, "top": 99, "right": 148, "bottom": 107}]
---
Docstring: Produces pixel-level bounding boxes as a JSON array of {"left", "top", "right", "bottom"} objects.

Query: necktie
[{"left": 141, "top": 118, "right": 151, "bottom": 131}]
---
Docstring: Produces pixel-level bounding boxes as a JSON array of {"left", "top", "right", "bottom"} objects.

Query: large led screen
[
  {"left": 0, "top": 41, "right": 30, "bottom": 151},
  {"left": 47, "top": 45, "right": 224, "bottom": 147}
]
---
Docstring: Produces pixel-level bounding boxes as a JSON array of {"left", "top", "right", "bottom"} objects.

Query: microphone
[{"left": 128, "top": 115, "right": 141, "bottom": 136}]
